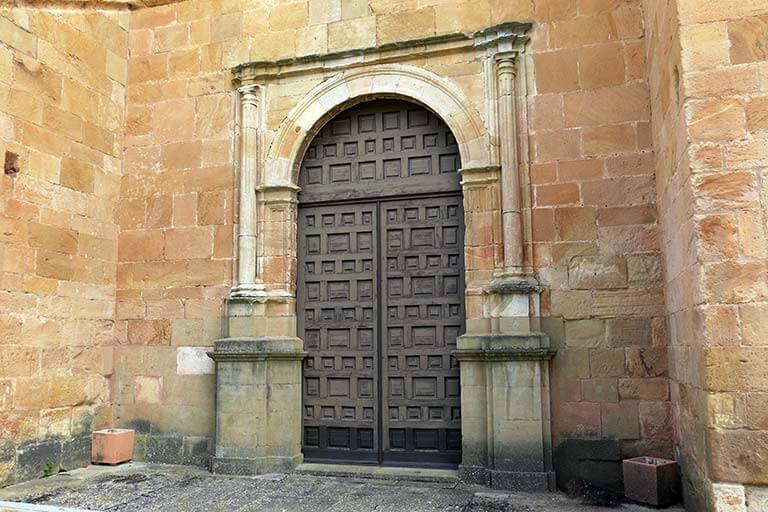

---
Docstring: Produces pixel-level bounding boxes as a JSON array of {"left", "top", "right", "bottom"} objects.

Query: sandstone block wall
[
  {"left": 113, "top": 0, "right": 672, "bottom": 487},
  {"left": 528, "top": 4, "right": 671, "bottom": 488},
  {"left": 0, "top": 7, "right": 127, "bottom": 484},
  {"left": 646, "top": 0, "right": 768, "bottom": 509}
]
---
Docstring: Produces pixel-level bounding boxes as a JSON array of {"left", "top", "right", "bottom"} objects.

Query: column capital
[
  {"left": 238, "top": 83, "right": 261, "bottom": 94},
  {"left": 238, "top": 84, "right": 261, "bottom": 107},
  {"left": 494, "top": 51, "right": 518, "bottom": 78}
]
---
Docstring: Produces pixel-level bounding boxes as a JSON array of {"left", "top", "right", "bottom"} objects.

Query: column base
[
  {"left": 459, "top": 465, "right": 554, "bottom": 491},
  {"left": 229, "top": 283, "right": 267, "bottom": 300},
  {"left": 211, "top": 454, "right": 304, "bottom": 476}
]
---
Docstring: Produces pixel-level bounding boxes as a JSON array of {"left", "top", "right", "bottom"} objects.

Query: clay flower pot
[
  {"left": 623, "top": 456, "right": 680, "bottom": 507},
  {"left": 91, "top": 429, "right": 135, "bottom": 465}
]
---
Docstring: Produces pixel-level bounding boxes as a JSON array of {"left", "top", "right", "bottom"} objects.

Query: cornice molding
[{"left": 233, "top": 22, "right": 532, "bottom": 84}]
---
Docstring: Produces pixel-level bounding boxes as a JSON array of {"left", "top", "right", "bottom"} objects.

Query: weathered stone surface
[
  {"left": 710, "top": 430, "right": 768, "bottom": 484},
  {"left": 606, "top": 318, "right": 652, "bottom": 347},
  {"left": 553, "top": 439, "right": 622, "bottom": 492},
  {"left": 706, "top": 347, "right": 768, "bottom": 392},
  {"left": 568, "top": 255, "right": 627, "bottom": 290}
]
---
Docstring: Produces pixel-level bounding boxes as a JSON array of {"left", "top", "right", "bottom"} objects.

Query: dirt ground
[{"left": 0, "top": 463, "right": 684, "bottom": 512}]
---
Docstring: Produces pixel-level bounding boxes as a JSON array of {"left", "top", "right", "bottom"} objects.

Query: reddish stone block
[
  {"left": 92, "top": 429, "right": 135, "bottom": 465},
  {"left": 623, "top": 457, "right": 680, "bottom": 507}
]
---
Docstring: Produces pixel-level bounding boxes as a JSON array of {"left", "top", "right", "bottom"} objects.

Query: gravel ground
[{"left": 0, "top": 463, "right": 682, "bottom": 512}]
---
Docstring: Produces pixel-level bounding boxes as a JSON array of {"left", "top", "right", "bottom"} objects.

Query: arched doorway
[{"left": 297, "top": 99, "right": 465, "bottom": 467}]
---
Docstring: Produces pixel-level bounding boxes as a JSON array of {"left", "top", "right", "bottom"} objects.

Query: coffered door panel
[
  {"left": 298, "top": 203, "right": 379, "bottom": 462},
  {"left": 380, "top": 196, "right": 464, "bottom": 465}
]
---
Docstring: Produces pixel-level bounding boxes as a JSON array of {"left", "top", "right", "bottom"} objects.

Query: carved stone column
[
  {"left": 496, "top": 52, "right": 525, "bottom": 278},
  {"left": 230, "top": 85, "right": 265, "bottom": 298},
  {"left": 456, "top": 42, "right": 555, "bottom": 492},
  {"left": 211, "top": 88, "right": 305, "bottom": 477}
]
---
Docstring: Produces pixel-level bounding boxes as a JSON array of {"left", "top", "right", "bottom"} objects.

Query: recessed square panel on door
[
  {"left": 298, "top": 203, "right": 379, "bottom": 463},
  {"left": 380, "top": 196, "right": 465, "bottom": 465}
]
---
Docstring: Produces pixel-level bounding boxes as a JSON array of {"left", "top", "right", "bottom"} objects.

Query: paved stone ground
[{"left": 0, "top": 463, "right": 682, "bottom": 512}]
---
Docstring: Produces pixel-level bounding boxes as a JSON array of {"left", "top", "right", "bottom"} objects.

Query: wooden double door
[{"left": 297, "top": 100, "right": 465, "bottom": 466}]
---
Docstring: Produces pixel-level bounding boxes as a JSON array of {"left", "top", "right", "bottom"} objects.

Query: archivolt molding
[{"left": 263, "top": 64, "right": 492, "bottom": 186}]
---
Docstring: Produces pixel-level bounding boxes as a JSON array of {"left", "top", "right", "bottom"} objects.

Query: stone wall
[
  {"left": 646, "top": 0, "right": 768, "bottom": 509},
  {"left": 114, "top": 0, "right": 672, "bottom": 486},
  {"left": 0, "top": 7, "right": 127, "bottom": 484},
  {"left": 526, "top": 1, "right": 671, "bottom": 490}
]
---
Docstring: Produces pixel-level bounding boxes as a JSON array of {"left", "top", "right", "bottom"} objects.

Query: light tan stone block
[
  {"left": 119, "top": 230, "right": 164, "bottom": 262},
  {"left": 564, "top": 84, "right": 650, "bottom": 127},
  {"left": 270, "top": 2, "right": 309, "bottom": 31},
  {"left": 168, "top": 48, "right": 201, "bottom": 77},
  {"left": 211, "top": 12, "right": 242, "bottom": 43},
  {"left": 747, "top": 96, "right": 768, "bottom": 134},
  {"left": 701, "top": 260, "right": 768, "bottom": 304},
  {"left": 164, "top": 226, "right": 213, "bottom": 260},
  {"left": 534, "top": 50, "right": 578, "bottom": 93},
  {"left": 582, "top": 124, "right": 636, "bottom": 156},
  {"left": 328, "top": 16, "right": 376, "bottom": 52},
  {"left": 161, "top": 141, "right": 202, "bottom": 170},
  {"left": 729, "top": 15, "right": 768, "bottom": 64},
  {"left": 376, "top": 8, "right": 435, "bottom": 45},
  {"left": 296, "top": 24, "right": 328, "bottom": 57},
  {"left": 0, "top": 15, "right": 37, "bottom": 57},
  {"left": 550, "top": 289, "right": 592, "bottom": 319},
  {"left": 127, "top": 319, "right": 172, "bottom": 345},
  {"left": 131, "top": 4, "right": 176, "bottom": 29},
  {"left": 134, "top": 375, "right": 162, "bottom": 404},
  {"left": 28, "top": 222, "right": 78, "bottom": 254},
  {"left": 689, "top": 98, "right": 747, "bottom": 142},
  {"left": 154, "top": 24, "right": 190, "bottom": 53},
  {"left": 43, "top": 105, "right": 82, "bottom": 141},
  {"left": 127, "top": 54, "right": 168, "bottom": 84},
  {"left": 152, "top": 99, "right": 195, "bottom": 143},
  {"left": 680, "top": 22, "right": 730, "bottom": 71},
  {"left": 579, "top": 42, "right": 625, "bottom": 88},
  {"left": 435, "top": 1, "right": 490, "bottom": 34}
]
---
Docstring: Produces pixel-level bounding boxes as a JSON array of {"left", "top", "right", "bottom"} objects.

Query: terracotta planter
[
  {"left": 623, "top": 456, "right": 680, "bottom": 507},
  {"left": 91, "top": 429, "right": 135, "bottom": 465}
]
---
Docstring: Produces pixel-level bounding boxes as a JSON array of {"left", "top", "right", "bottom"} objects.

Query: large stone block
[
  {"left": 729, "top": 15, "right": 768, "bottom": 64},
  {"left": 569, "top": 255, "right": 627, "bottom": 290},
  {"left": 705, "top": 347, "right": 768, "bottom": 392},
  {"left": 710, "top": 430, "right": 768, "bottom": 484},
  {"left": 553, "top": 439, "right": 622, "bottom": 491}
]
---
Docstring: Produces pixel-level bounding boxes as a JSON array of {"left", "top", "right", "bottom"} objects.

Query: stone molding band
[
  {"left": 453, "top": 348, "right": 557, "bottom": 362},
  {"left": 208, "top": 351, "right": 307, "bottom": 362}
]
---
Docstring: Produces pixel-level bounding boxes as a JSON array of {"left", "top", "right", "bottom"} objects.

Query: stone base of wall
[
  {"left": 459, "top": 465, "right": 553, "bottom": 491},
  {"left": 133, "top": 433, "right": 213, "bottom": 468},
  {"left": 0, "top": 436, "right": 91, "bottom": 486},
  {"left": 553, "top": 439, "right": 622, "bottom": 492},
  {"left": 211, "top": 455, "right": 304, "bottom": 476},
  {"left": 712, "top": 483, "right": 768, "bottom": 512}
]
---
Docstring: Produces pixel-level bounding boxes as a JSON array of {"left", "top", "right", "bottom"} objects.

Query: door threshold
[{"left": 295, "top": 463, "right": 458, "bottom": 484}]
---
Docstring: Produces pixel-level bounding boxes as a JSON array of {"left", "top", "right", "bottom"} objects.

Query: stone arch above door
[{"left": 264, "top": 64, "right": 492, "bottom": 188}]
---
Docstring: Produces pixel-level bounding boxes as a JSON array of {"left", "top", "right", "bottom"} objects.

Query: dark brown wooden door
[
  {"left": 298, "top": 100, "right": 464, "bottom": 467},
  {"left": 299, "top": 203, "right": 380, "bottom": 463}
]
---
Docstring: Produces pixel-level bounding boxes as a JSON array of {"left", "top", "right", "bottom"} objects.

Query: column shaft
[
  {"left": 496, "top": 54, "right": 525, "bottom": 276},
  {"left": 231, "top": 85, "right": 264, "bottom": 297}
]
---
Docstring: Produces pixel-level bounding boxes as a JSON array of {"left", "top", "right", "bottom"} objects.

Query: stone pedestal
[
  {"left": 208, "top": 336, "right": 305, "bottom": 475},
  {"left": 455, "top": 332, "right": 555, "bottom": 490}
]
